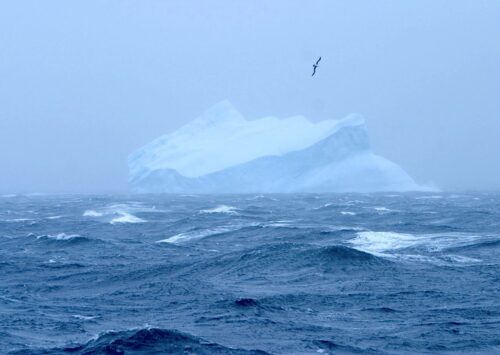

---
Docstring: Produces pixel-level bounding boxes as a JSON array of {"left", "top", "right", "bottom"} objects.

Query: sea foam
[{"left": 199, "top": 205, "right": 239, "bottom": 215}]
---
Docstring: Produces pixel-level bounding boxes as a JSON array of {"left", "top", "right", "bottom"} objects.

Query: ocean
[{"left": 1, "top": 193, "right": 499, "bottom": 354}]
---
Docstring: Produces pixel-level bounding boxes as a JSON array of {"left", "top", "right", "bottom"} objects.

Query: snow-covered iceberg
[{"left": 129, "top": 100, "right": 424, "bottom": 193}]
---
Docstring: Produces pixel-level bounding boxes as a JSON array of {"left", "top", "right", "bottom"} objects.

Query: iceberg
[{"left": 129, "top": 100, "right": 425, "bottom": 193}]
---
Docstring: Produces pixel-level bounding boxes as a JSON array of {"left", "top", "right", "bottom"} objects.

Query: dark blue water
[{"left": 1, "top": 193, "right": 499, "bottom": 354}]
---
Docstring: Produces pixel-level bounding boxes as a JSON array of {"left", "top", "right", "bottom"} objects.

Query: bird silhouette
[{"left": 311, "top": 57, "right": 321, "bottom": 76}]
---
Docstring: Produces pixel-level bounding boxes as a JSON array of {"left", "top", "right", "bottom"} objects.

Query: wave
[
  {"left": 312, "top": 339, "right": 371, "bottom": 353},
  {"left": 415, "top": 195, "right": 443, "bottom": 200},
  {"left": 340, "top": 211, "right": 356, "bottom": 216},
  {"left": 4, "top": 218, "right": 35, "bottom": 223},
  {"left": 157, "top": 221, "right": 360, "bottom": 245},
  {"left": 83, "top": 210, "right": 103, "bottom": 217},
  {"left": 345, "top": 200, "right": 364, "bottom": 205},
  {"left": 36, "top": 233, "right": 81, "bottom": 241},
  {"left": 350, "top": 231, "right": 497, "bottom": 265},
  {"left": 199, "top": 204, "right": 239, "bottom": 215},
  {"left": 447, "top": 239, "right": 500, "bottom": 251},
  {"left": 234, "top": 297, "right": 261, "bottom": 308},
  {"left": 350, "top": 231, "right": 420, "bottom": 254},
  {"left": 439, "top": 254, "right": 482, "bottom": 263},
  {"left": 42, "top": 261, "right": 87, "bottom": 269},
  {"left": 372, "top": 206, "right": 398, "bottom": 213},
  {"left": 258, "top": 222, "right": 361, "bottom": 233},
  {"left": 313, "top": 202, "right": 335, "bottom": 210},
  {"left": 218, "top": 297, "right": 286, "bottom": 314},
  {"left": 246, "top": 195, "right": 278, "bottom": 201},
  {"left": 313, "top": 245, "right": 388, "bottom": 265},
  {"left": 156, "top": 224, "right": 254, "bottom": 243},
  {"left": 192, "top": 243, "right": 389, "bottom": 278},
  {"left": 33, "top": 233, "right": 97, "bottom": 244},
  {"left": 261, "top": 220, "right": 295, "bottom": 228},
  {"left": 352, "top": 231, "right": 497, "bottom": 254},
  {"left": 362, "top": 306, "right": 400, "bottom": 313},
  {"left": 71, "top": 314, "right": 98, "bottom": 321},
  {"left": 83, "top": 204, "right": 149, "bottom": 224},
  {"left": 110, "top": 212, "right": 146, "bottom": 225},
  {"left": 38, "top": 327, "right": 268, "bottom": 354}
]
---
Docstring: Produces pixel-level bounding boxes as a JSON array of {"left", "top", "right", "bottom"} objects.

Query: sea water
[{"left": 1, "top": 193, "right": 499, "bottom": 354}]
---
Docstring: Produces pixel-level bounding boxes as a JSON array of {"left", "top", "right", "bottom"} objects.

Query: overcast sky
[{"left": 1, "top": 1, "right": 499, "bottom": 193}]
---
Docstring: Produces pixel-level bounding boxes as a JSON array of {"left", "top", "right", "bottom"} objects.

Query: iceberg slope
[{"left": 129, "top": 101, "right": 423, "bottom": 193}]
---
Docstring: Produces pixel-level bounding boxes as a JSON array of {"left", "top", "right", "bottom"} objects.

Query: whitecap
[
  {"left": 351, "top": 231, "right": 488, "bottom": 254},
  {"left": 5, "top": 218, "right": 34, "bottom": 222},
  {"left": 83, "top": 204, "right": 156, "bottom": 224},
  {"left": 263, "top": 220, "right": 294, "bottom": 227},
  {"left": 110, "top": 212, "right": 146, "bottom": 225},
  {"left": 443, "top": 255, "right": 481, "bottom": 263},
  {"left": 72, "top": 314, "right": 97, "bottom": 320},
  {"left": 47, "top": 215, "right": 63, "bottom": 220},
  {"left": 350, "top": 231, "right": 495, "bottom": 265},
  {"left": 390, "top": 254, "right": 442, "bottom": 264},
  {"left": 389, "top": 254, "right": 482, "bottom": 266},
  {"left": 372, "top": 206, "right": 397, "bottom": 213},
  {"left": 313, "top": 203, "right": 335, "bottom": 210},
  {"left": 36, "top": 233, "right": 80, "bottom": 241},
  {"left": 83, "top": 210, "right": 103, "bottom": 217},
  {"left": 157, "top": 225, "right": 248, "bottom": 244},
  {"left": 340, "top": 211, "right": 356, "bottom": 216},
  {"left": 415, "top": 195, "right": 443, "bottom": 200},
  {"left": 350, "top": 231, "right": 419, "bottom": 254},
  {"left": 346, "top": 200, "right": 364, "bottom": 205},
  {"left": 199, "top": 205, "right": 239, "bottom": 215}
]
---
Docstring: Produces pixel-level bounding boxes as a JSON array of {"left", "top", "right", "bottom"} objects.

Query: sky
[{"left": 1, "top": 0, "right": 499, "bottom": 193}]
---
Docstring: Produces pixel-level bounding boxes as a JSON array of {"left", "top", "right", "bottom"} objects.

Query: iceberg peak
[{"left": 189, "top": 100, "right": 245, "bottom": 129}]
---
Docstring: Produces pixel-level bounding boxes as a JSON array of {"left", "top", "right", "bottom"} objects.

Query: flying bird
[{"left": 311, "top": 57, "right": 321, "bottom": 77}]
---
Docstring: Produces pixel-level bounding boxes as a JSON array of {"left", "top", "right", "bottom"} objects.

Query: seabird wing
[{"left": 316, "top": 57, "right": 322, "bottom": 65}]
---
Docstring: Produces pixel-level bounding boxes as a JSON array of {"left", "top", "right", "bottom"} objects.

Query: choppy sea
[{"left": 1, "top": 193, "right": 499, "bottom": 354}]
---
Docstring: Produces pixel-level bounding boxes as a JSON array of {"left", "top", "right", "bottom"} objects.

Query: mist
[{"left": 1, "top": 0, "right": 499, "bottom": 193}]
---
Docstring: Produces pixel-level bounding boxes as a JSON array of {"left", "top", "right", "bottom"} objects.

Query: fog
[{"left": 1, "top": 1, "right": 499, "bottom": 193}]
